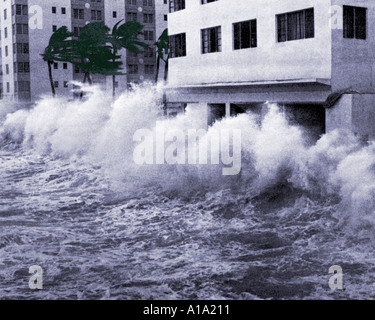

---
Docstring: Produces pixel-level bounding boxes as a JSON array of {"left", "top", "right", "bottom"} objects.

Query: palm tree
[
  {"left": 42, "top": 27, "right": 74, "bottom": 96},
  {"left": 71, "top": 22, "right": 124, "bottom": 85},
  {"left": 155, "top": 28, "right": 169, "bottom": 83},
  {"left": 108, "top": 20, "right": 147, "bottom": 97}
]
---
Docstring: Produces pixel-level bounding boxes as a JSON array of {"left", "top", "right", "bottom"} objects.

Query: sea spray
[{"left": 0, "top": 84, "right": 375, "bottom": 226}]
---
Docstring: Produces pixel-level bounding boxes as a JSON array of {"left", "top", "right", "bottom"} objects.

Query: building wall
[
  {"left": 29, "top": 0, "right": 72, "bottom": 100},
  {"left": 0, "top": 0, "right": 16, "bottom": 101},
  {"left": 330, "top": 0, "right": 375, "bottom": 93},
  {"left": 326, "top": 94, "right": 375, "bottom": 140},
  {"left": 168, "top": 0, "right": 332, "bottom": 87}
]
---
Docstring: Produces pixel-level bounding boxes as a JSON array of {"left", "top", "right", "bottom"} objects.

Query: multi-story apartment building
[
  {"left": 0, "top": 0, "right": 165, "bottom": 102},
  {"left": 166, "top": 0, "right": 375, "bottom": 140}
]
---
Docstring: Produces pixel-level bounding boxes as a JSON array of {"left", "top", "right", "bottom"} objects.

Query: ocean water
[{"left": 1, "top": 84, "right": 375, "bottom": 300}]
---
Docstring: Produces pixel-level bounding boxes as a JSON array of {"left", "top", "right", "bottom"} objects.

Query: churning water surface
[{"left": 1, "top": 84, "right": 375, "bottom": 300}]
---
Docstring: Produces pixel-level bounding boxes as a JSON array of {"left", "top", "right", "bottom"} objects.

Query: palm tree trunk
[
  {"left": 164, "top": 59, "right": 168, "bottom": 82},
  {"left": 48, "top": 61, "right": 56, "bottom": 97},
  {"left": 80, "top": 72, "right": 91, "bottom": 100},
  {"left": 112, "top": 49, "right": 117, "bottom": 98},
  {"left": 162, "top": 60, "right": 169, "bottom": 116},
  {"left": 88, "top": 73, "right": 93, "bottom": 85},
  {"left": 155, "top": 56, "right": 160, "bottom": 83},
  {"left": 112, "top": 75, "right": 116, "bottom": 98},
  {"left": 83, "top": 72, "right": 92, "bottom": 85}
]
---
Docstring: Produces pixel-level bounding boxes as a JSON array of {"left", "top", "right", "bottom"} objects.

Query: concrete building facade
[
  {"left": 166, "top": 0, "right": 375, "bottom": 140},
  {"left": 0, "top": 0, "right": 168, "bottom": 102}
]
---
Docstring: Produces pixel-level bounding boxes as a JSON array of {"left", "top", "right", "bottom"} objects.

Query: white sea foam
[{"left": 0, "top": 84, "right": 374, "bottom": 225}]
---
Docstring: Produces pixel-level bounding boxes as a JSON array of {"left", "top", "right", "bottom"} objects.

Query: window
[
  {"left": 91, "top": 10, "right": 103, "bottom": 21},
  {"left": 143, "top": 13, "right": 153, "bottom": 23},
  {"left": 16, "top": 4, "right": 22, "bottom": 15},
  {"left": 4, "top": 27, "right": 7, "bottom": 38},
  {"left": 144, "top": 30, "right": 154, "bottom": 41},
  {"left": 144, "top": 47, "right": 154, "bottom": 58},
  {"left": 23, "top": 43, "right": 29, "bottom": 54},
  {"left": 52, "top": 6, "right": 56, "bottom": 14},
  {"left": 201, "top": 26, "right": 221, "bottom": 53},
  {"left": 127, "top": 12, "right": 137, "bottom": 21},
  {"left": 22, "top": 4, "right": 28, "bottom": 15},
  {"left": 233, "top": 19, "right": 257, "bottom": 50},
  {"left": 18, "top": 81, "right": 30, "bottom": 92},
  {"left": 54, "top": 62, "right": 58, "bottom": 70},
  {"left": 145, "top": 64, "right": 154, "bottom": 74},
  {"left": 53, "top": 25, "right": 57, "bottom": 32},
  {"left": 73, "top": 8, "right": 84, "bottom": 19},
  {"left": 24, "top": 62, "right": 30, "bottom": 73},
  {"left": 16, "top": 24, "right": 29, "bottom": 34},
  {"left": 127, "top": 0, "right": 137, "bottom": 5},
  {"left": 62, "top": 7, "right": 66, "bottom": 14},
  {"left": 4, "top": 9, "right": 7, "bottom": 20},
  {"left": 73, "top": 27, "right": 83, "bottom": 38},
  {"left": 113, "top": 11, "right": 117, "bottom": 18},
  {"left": 343, "top": 6, "right": 367, "bottom": 40},
  {"left": 16, "top": 43, "right": 29, "bottom": 54},
  {"left": 277, "top": 8, "right": 314, "bottom": 42},
  {"left": 143, "top": 0, "right": 153, "bottom": 6},
  {"left": 128, "top": 64, "right": 138, "bottom": 74},
  {"left": 17, "top": 62, "right": 30, "bottom": 73},
  {"left": 170, "top": 33, "right": 186, "bottom": 58},
  {"left": 5, "top": 64, "right": 9, "bottom": 74},
  {"left": 169, "top": 0, "right": 185, "bottom": 13},
  {"left": 164, "top": 15, "right": 167, "bottom": 21},
  {"left": 63, "top": 63, "right": 68, "bottom": 69},
  {"left": 128, "top": 51, "right": 138, "bottom": 58},
  {"left": 54, "top": 81, "right": 59, "bottom": 88},
  {"left": 5, "top": 46, "right": 8, "bottom": 56},
  {"left": 64, "top": 81, "right": 69, "bottom": 88},
  {"left": 6, "top": 83, "right": 10, "bottom": 93}
]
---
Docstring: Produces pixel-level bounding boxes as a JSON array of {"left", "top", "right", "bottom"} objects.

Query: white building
[{"left": 166, "top": 0, "right": 375, "bottom": 140}]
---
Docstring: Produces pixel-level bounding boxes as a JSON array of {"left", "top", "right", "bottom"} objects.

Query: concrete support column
[
  {"left": 225, "top": 102, "right": 231, "bottom": 118},
  {"left": 326, "top": 94, "right": 375, "bottom": 141}
]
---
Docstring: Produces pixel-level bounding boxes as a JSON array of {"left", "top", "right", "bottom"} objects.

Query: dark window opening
[
  {"left": 234, "top": 19, "right": 257, "bottom": 50},
  {"left": 277, "top": 8, "right": 314, "bottom": 42},
  {"left": 343, "top": 5, "right": 367, "bottom": 40},
  {"left": 202, "top": 26, "right": 221, "bottom": 53},
  {"left": 170, "top": 33, "right": 186, "bottom": 58}
]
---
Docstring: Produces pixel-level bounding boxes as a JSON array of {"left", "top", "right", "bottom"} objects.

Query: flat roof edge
[{"left": 166, "top": 78, "right": 332, "bottom": 89}]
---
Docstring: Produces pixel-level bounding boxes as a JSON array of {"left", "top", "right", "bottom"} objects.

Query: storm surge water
[{"left": 1, "top": 84, "right": 375, "bottom": 300}]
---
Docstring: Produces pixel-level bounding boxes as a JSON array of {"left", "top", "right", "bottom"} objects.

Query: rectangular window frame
[
  {"left": 277, "top": 7, "right": 315, "bottom": 43},
  {"left": 343, "top": 5, "right": 367, "bottom": 40},
  {"left": 233, "top": 19, "right": 257, "bottom": 50},
  {"left": 201, "top": 26, "right": 222, "bottom": 54}
]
